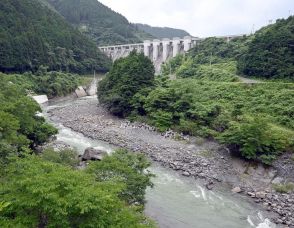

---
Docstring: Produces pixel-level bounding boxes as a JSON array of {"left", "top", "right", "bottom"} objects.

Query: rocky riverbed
[{"left": 47, "top": 96, "right": 294, "bottom": 227}]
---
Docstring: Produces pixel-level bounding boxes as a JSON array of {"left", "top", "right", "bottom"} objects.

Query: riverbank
[{"left": 47, "top": 96, "right": 293, "bottom": 227}]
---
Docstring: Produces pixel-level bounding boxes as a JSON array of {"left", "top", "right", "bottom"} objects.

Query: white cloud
[{"left": 98, "top": 0, "right": 294, "bottom": 37}]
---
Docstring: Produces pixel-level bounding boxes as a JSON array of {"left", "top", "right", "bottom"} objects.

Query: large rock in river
[
  {"left": 81, "top": 147, "right": 107, "bottom": 161},
  {"left": 75, "top": 86, "right": 87, "bottom": 98}
]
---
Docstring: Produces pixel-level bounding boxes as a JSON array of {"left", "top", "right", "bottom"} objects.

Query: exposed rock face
[{"left": 81, "top": 147, "right": 107, "bottom": 161}]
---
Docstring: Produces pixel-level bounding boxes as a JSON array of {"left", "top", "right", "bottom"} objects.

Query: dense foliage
[
  {"left": 0, "top": 153, "right": 155, "bottom": 227},
  {"left": 98, "top": 51, "right": 155, "bottom": 117},
  {"left": 87, "top": 149, "right": 154, "bottom": 206},
  {"left": 0, "top": 74, "right": 57, "bottom": 165},
  {"left": 161, "top": 37, "right": 250, "bottom": 81},
  {"left": 0, "top": 73, "right": 155, "bottom": 227},
  {"left": 0, "top": 0, "right": 111, "bottom": 74},
  {"left": 134, "top": 24, "right": 190, "bottom": 39},
  {"left": 237, "top": 16, "right": 294, "bottom": 80},
  {"left": 131, "top": 79, "right": 294, "bottom": 164},
  {"left": 1, "top": 70, "right": 80, "bottom": 98},
  {"left": 41, "top": 147, "right": 80, "bottom": 168},
  {"left": 155, "top": 20, "right": 294, "bottom": 162},
  {"left": 45, "top": 0, "right": 153, "bottom": 45}
]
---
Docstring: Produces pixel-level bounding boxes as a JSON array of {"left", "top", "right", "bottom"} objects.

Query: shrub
[
  {"left": 218, "top": 116, "right": 293, "bottom": 164},
  {"left": 273, "top": 182, "right": 294, "bottom": 193},
  {"left": 41, "top": 148, "right": 79, "bottom": 168},
  {"left": 131, "top": 78, "right": 294, "bottom": 163}
]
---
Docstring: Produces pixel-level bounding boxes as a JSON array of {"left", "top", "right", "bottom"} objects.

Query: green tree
[
  {"left": 237, "top": 16, "right": 294, "bottom": 80},
  {"left": 87, "top": 149, "right": 154, "bottom": 206},
  {"left": 0, "top": 155, "right": 155, "bottom": 228},
  {"left": 0, "top": 74, "right": 57, "bottom": 163},
  {"left": 41, "top": 148, "right": 79, "bottom": 168},
  {"left": 98, "top": 51, "right": 155, "bottom": 117}
]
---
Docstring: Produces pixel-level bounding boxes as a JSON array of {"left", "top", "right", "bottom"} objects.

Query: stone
[
  {"left": 247, "top": 192, "right": 256, "bottom": 198},
  {"left": 182, "top": 171, "right": 191, "bottom": 177},
  {"left": 256, "top": 191, "right": 267, "bottom": 199},
  {"left": 198, "top": 173, "right": 206, "bottom": 178},
  {"left": 231, "top": 187, "right": 242, "bottom": 193},
  {"left": 82, "top": 147, "right": 107, "bottom": 161},
  {"left": 75, "top": 86, "right": 87, "bottom": 98},
  {"left": 32, "top": 95, "right": 48, "bottom": 104},
  {"left": 212, "top": 175, "right": 222, "bottom": 182},
  {"left": 276, "top": 218, "right": 283, "bottom": 224},
  {"left": 205, "top": 182, "right": 213, "bottom": 190}
]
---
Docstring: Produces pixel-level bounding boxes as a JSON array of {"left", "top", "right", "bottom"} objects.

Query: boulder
[
  {"left": 82, "top": 147, "right": 107, "bottom": 161},
  {"left": 231, "top": 186, "right": 242, "bottom": 193},
  {"left": 205, "top": 182, "right": 214, "bottom": 190},
  {"left": 182, "top": 171, "right": 191, "bottom": 177},
  {"left": 247, "top": 192, "right": 256, "bottom": 198},
  {"left": 32, "top": 95, "right": 48, "bottom": 104},
  {"left": 255, "top": 191, "right": 267, "bottom": 199},
  {"left": 75, "top": 86, "right": 87, "bottom": 98}
]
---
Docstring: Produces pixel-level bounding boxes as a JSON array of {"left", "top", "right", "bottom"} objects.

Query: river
[{"left": 43, "top": 96, "right": 275, "bottom": 228}]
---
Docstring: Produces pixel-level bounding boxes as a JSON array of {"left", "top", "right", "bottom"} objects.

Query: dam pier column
[
  {"left": 152, "top": 39, "right": 160, "bottom": 62},
  {"left": 162, "top": 38, "right": 170, "bottom": 62},
  {"left": 184, "top": 36, "right": 192, "bottom": 52},
  {"left": 144, "top": 40, "right": 151, "bottom": 58},
  {"left": 172, "top": 37, "right": 180, "bottom": 57}
]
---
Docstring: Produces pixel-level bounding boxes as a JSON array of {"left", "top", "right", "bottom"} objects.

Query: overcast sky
[{"left": 98, "top": 0, "right": 294, "bottom": 37}]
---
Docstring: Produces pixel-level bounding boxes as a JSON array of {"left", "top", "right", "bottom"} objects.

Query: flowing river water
[{"left": 43, "top": 97, "right": 275, "bottom": 228}]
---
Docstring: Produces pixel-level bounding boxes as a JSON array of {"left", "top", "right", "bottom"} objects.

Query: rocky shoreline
[{"left": 47, "top": 97, "right": 294, "bottom": 227}]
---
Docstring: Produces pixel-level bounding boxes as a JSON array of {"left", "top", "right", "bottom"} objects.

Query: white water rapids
[{"left": 43, "top": 97, "right": 276, "bottom": 228}]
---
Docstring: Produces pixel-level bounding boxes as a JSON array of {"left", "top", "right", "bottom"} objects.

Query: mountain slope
[
  {"left": 135, "top": 23, "right": 191, "bottom": 39},
  {"left": 0, "top": 0, "right": 111, "bottom": 74},
  {"left": 45, "top": 0, "right": 153, "bottom": 45},
  {"left": 237, "top": 16, "right": 294, "bottom": 80}
]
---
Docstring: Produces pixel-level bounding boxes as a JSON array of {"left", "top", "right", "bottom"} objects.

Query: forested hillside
[
  {"left": 237, "top": 16, "right": 294, "bottom": 80},
  {"left": 99, "top": 17, "right": 294, "bottom": 165},
  {"left": 135, "top": 23, "right": 191, "bottom": 39},
  {"left": 0, "top": 72, "right": 155, "bottom": 227},
  {"left": 45, "top": 0, "right": 153, "bottom": 45},
  {"left": 0, "top": 0, "right": 111, "bottom": 74},
  {"left": 161, "top": 36, "right": 250, "bottom": 82}
]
